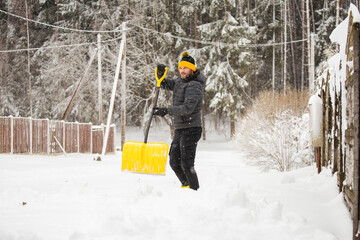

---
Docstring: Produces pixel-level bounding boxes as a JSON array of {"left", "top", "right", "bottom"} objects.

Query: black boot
[{"left": 183, "top": 166, "right": 199, "bottom": 190}]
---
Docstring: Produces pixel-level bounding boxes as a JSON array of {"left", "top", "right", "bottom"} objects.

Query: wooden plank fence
[
  {"left": 315, "top": 11, "right": 360, "bottom": 240},
  {"left": 0, "top": 116, "right": 115, "bottom": 155},
  {"left": 0, "top": 117, "right": 11, "bottom": 153},
  {"left": 32, "top": 118, "right": 48, "bottom": 154}
]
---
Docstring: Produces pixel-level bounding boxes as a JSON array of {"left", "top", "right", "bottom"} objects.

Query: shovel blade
[{"left": 121, "top": 141, "right": 169, "bottom": 175}]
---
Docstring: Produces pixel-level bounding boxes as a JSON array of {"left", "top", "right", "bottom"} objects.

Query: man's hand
[
  {"left": 153, "top": 107, "right": 168, "bottom": 117},
  {"left": 156, "top": 64, "right": 166, "bottom": 79}
]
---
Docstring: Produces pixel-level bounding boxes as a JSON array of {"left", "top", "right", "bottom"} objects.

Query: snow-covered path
[{"left": 0, "top": 137, "right": 352, "bottom": 240}]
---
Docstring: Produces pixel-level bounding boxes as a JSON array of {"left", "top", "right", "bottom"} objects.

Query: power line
[
  {"left": 0, "top": 36, "right": 122, "bottom": 53},
  {"left": 0, "top": 8, "right": 122, "bottom": 34},
  {"left": 130, "top": 23, "right": 307, "bottom": 48},
  {"left": 0, "top": 6, "right": 307, "bottom": 53}
]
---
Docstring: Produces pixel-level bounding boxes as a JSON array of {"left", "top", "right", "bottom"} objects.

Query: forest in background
[{"left": 0, "top": 0, "right": 358, "bottom": 134}]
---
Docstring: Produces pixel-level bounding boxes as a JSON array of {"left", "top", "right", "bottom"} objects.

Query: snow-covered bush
[{"left": 237, "top": 90, "right": 314, "bottom": 172}]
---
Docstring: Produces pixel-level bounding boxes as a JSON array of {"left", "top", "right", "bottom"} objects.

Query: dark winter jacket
[{"left": 161, "top": 70, "right": 207, "bottom": 129}]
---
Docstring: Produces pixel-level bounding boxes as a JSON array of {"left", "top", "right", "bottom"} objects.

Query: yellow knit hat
[{"left": 178, "top": 51, "right": 196, "bottom": 72}]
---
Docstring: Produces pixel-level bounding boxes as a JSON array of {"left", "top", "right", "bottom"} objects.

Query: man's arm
[{"left": 160, "top": 78, "right": 176, "bottom": 91}]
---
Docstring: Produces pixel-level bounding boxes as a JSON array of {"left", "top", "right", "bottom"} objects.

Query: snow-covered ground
[{"left": 0, "top": 126, "right": 352, "bottom": 240}]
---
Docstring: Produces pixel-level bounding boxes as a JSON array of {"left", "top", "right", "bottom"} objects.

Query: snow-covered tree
[
  {"left": 1, "top": 0, "right": 358, "bottom": 132},
  {"left": 315, "top": 0, "right": 346, "bottom": 61},
  {"left": 197, "top": 2, "right": 256, "bottom": 138},
  {"left": 32, "top": 0, "right": 110, "bottom": 122}
]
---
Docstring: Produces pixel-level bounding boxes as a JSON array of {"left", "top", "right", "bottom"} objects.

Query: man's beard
[{"left": 180, "top": 72, "right": 193, "bottom": 79}]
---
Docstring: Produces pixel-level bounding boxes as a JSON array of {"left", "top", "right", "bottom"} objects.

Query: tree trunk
[
  {"left": 310, "top": 0, "right": 316, "bottom": 33},
  {"left": 230, "top": 116, "right": 235, "bottom": 140},
  {"left": 247, "top": 0, "right": 251, "bottom": 25},
  {"left": 194, "top": 3, "right": 206, "bottom": 141},
  {"left": 301, "top": 0, "right": 306, "bottom": 91},
  {"left": 272, "top": 0, "right": 276, "bottom": 93},
  {"left": 306, "top": 0, "right": 312, "bottom": 92},
  {"left": 163, "top": 116, "right": 174, "bottom": 139},
  {"left": 202, "top": 104, "right": 206, "bottom": 140},
  {"left": 336, "top": 0, "right": 340, "bottom": 26},
  {"left": 290, "top": 0, "right": 298, "bottom": 90},
  {"left": 237, "top": 0, "right": 243, "bottom": 19},
  {"left": 284, "top": 0, "right": 287, "bottom": 95}
]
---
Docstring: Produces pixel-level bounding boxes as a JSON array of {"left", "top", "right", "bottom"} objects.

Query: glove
[
  {"left": 156, "top": 64, "right": 167, "bottom": 79},
  {"left": 153, "top": 107, "right": 168, "bottom": 117}
]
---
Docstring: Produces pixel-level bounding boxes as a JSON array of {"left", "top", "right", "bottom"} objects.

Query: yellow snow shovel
[{"left": 121, "top": 65, "right": 169, "bottom": 175}]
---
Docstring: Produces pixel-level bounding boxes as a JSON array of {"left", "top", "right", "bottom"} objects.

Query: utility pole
[
  {"left": 25, "top": 0, "right": 32, "bottom": 117},
  {"left": 97, "top": 34, "right": 103, "bottom": 124},
  {"left": 121, "top": 23, "right": 127, "bottom": 149},
  {"left": 101, "top": 22, "right": 126, "bottom": 156},
  {"left": 306, "top": 0, "right": 314, "bottom": 93},
  {"left": 310, "top": 33, "right": 315, "bottom": 92}
]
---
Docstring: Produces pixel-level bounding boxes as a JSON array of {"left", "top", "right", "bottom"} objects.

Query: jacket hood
[
  {"left": 184, "top": 70, "right": 207, "bottom": 88},
  {"left": 196, "top": 70, "right": 207, "bottom": 88}
]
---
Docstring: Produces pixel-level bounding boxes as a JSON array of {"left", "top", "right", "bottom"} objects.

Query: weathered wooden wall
[
  {"left": 317, "top": 12, "right": 360, "bottom": 240},
  {"left": 344, "top": 18, "right": 360, "bottom": 239}
]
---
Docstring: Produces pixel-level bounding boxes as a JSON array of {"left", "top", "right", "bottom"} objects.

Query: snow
[
  {"left": 327, "top": 4, "right": 360, "bottom": 166},
  {"left": 308, "top": 94, "right": 323, "bottom": 144},
  {"left": 329, "top": 4, "right": 360, "bottom": 50},
  {"left": 0, "top": 126, "right": 352, "bottom": 240},
  {"left": 350, "top": 3, "right": 360, "bottom": 22}
]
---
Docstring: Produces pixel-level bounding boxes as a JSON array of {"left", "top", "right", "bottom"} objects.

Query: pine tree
[
  {"left": 315, "top": 0, "right": 346, "bottom": 61},
  {"left": 197, "top": 1, "right": 255, "bottom": 138},
  {"left": 0, "top": 0, "right": 356, "bottom": 130},
  {"left": 32, "top": 0, "right": 112, "bottom": 122},
  {"left": 0, "top": 0, "right": 41, "bottom": 116}
]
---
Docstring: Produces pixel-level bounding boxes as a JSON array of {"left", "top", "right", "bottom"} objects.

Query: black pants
[{"left": 169, "top": 127, "right": 202, "bottom": 190}]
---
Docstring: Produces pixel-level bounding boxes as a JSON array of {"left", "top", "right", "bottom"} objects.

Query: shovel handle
[
  {"left": 155, "top": 66, "right": 167, "bottom": 87},
  {"left": 144, "top": 66, "right": 167, "bottom": 143},
  {"left": 144, "top": 87, "right": 160, "bottom": 144}
]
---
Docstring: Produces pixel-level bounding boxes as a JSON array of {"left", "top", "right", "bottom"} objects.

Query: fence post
[
  {"left": 101, "top": 124, "right": 104, "bottom": 154},
  {"left": 29, "top": 117, "right": 32, "bottom": 155},
  {"left": 113, "top": 125, "right": 116, "bottom": 152},
  {"left": 47, "top": 118, "right": 50, "bottom": 155},
  {"left": 90, "top": 123, "right": 93, "bottom": 154},
  {"left": 10, "top": 116, "right": 13, "bottom": 154},
  {"left": 62, "top": 120, "right": 65, "bottom": 153},
  {"left": 77, "top": 122, "right": 80, "bottom": 153}
]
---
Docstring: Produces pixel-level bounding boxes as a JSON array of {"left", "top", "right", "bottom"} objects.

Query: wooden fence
[
  {"left": 315, "top": 11, "right": 360, "bottom": 240},
  {"left": 0, "top": 116, "right": 115, "bottom": 154}
]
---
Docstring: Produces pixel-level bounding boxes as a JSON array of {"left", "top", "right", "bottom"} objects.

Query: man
[{"left": 153, "top": 51, "right": 206, "bottom": 190}]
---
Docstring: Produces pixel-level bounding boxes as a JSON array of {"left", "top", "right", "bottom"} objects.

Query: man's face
[{"left": 179, "top": 67, "right": 193, "bottom": 79}]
